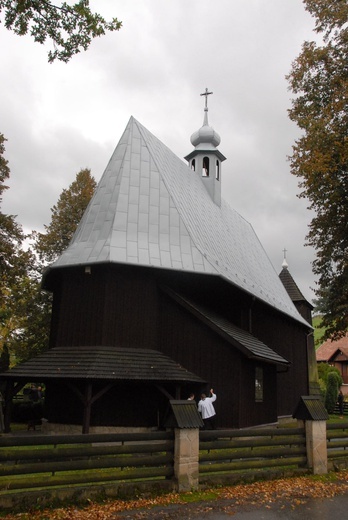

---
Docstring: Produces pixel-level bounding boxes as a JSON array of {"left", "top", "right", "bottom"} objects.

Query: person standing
[{"left": 198, "top": 388, "right": 217, "bottom": 429}]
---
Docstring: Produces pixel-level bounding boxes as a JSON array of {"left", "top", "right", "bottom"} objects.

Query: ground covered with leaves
[{"left": 2, "top": 471, "right": 348, "bottom": 519}]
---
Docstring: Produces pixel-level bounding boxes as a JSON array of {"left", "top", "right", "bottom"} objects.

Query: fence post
[
  {"left": 293, "top": 395, "right": 329, "bottom": 475},
  {"left": 163, "top": 400, "right": 204, "bottom": 492},
  {"left": 305, "top": 419, "right": 328, "bottom": 475},
  {"left": 174, "top": 427, "right": 200, "bottom": 491}
]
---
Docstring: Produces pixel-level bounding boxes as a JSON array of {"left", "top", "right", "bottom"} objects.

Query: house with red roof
[{"left": 316, "top": 335, "right": 348, "bottom": 393}]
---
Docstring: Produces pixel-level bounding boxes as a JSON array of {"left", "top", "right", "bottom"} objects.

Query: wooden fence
[
  {"left": 199, "top": 427, "right": 309, "bottom": 485},
  {"left": 1, "top": 423, "right": 348, "bottom": 512},
  {"left": 327, "top": 421, "right": 348, "bottom": 470},
  {"left": 0, "top": 431, "right": 174, "bottom": 502}
]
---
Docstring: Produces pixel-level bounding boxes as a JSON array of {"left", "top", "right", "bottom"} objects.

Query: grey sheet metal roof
[
  {"left": 163, "top": 287, "right": 289, "bottom": 366},
  {"left": 0, "top": 346, "right": 204, "bottom": 383},
  {"left": 46, "top": 116, "right": 307, "bottom": 326}
]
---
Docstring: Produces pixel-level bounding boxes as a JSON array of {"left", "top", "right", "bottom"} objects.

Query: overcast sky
[{"left": 1, "top": 0, "right": 318, "bottom": 302}]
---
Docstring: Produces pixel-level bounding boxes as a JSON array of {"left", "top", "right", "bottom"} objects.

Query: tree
[
  {"left": 1, "top": 155, "right": 96, "bottom": 363},
  {"left": 0, "top": 1, "right": 122, "bottom": 63},
  {"left": 325, "top": 370, "right": 340, "bottom": 414},
  {"left": 9, "top": 168, "right": 97, "bottom": 362},
  {"left": 287, "top": 0, "right": 348, "bottom": 341},
  {"left": 0, "top": 133, "right": 33, "bottom": 326},
  {"left": 0, "top": 134, "right": 37, "bottom": 365},
  {"left": 317, "top": 363, "right": 342, "bottom": 388},
  {"left": 33, "top": 168, "right": 96, "bottom": 264}
]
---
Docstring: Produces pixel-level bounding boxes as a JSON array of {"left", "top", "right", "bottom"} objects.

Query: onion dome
[{"left": 190, "top": 88, "right": 221, "bottom": 149}]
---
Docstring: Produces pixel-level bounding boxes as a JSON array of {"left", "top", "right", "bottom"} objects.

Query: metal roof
[
  {"left": 0, "top": 346, "right": 204, "bottom": 384},
  {"left": 293, "top": 396, "right": 329, "bottom": 421},
  {"left": 45, "top": 116, "right": 308, "bottom": 326},
  {"left": 164, "top": 400, "right": 204, "bottom": 429},
  {"left": 163, "top": 288, "right": 289, "bottom": 366}
]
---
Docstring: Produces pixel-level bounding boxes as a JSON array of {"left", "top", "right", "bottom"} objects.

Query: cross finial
[
  {"left": 200, "top": 88, "right": 213, "bottom": 110},
  {"left": 283, "top": 247, "right": 287, "bottom": 260}
]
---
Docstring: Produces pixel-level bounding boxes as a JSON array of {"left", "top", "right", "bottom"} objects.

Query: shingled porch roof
[{"left": 0, "top": 346, "right": 205, "bottom": 384}]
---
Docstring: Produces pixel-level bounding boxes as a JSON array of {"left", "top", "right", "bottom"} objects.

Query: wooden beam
[
  {"left": 82, "top": 382, "right": 93, "bottom": 434},
  {"left": 155, "top": 385, "right": 174, "bottom": 400}
]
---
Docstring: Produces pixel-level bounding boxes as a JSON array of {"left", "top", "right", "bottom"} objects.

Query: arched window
[
  {"left": 191, "top": 159, "right": 195, "bottom": 171},
  {"left": 202, "top": 157, "right": 209, "bottom": 177},
  {"left": 215, "top": 160, "right": 220, "bottom": 180}
]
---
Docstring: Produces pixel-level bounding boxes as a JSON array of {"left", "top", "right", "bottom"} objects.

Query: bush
[
  {"left": 317, "top": 364, "right": 343, "bottom": 387},
  {"left": 325, "top": 372, "right": 340, "bottom": 414}
]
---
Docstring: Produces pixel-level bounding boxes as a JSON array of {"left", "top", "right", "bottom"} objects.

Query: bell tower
[{"left": 184, "top": 88, "right": 226, "bottom": 206}]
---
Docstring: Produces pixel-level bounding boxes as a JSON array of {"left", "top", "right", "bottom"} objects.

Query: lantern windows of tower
[{"left": 202, "top": 157, "right": 210, "bottom": 177}]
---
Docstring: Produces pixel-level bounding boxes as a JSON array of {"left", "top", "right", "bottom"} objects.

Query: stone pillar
[
  {"left": 174, "top": 428, "right": 199, "bottom": 491},
  {"left": 305, "top": 420, "right": 327, "bottom": 475}
]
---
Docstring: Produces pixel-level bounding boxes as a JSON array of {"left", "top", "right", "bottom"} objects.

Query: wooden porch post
[
  {"left": 3, "top": 381, "right": 14, "bottom": 433},
  {"left": 82, "top": 382, "right": 93, "bottom": 434}
]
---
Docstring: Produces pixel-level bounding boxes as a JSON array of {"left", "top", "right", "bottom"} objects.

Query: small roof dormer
[{"left": 185, "top": 88, "right": 226, "bottom": 206}]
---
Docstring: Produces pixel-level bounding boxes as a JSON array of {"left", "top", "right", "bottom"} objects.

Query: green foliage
[
  {"left": 1, "top": 140, "right": 96, "bottom": 363},
  {"left": 312, "top": 314, "right": 326, "bottom": 347},
  {"left": 317, "top": 363, "right": 342, "bottom": 386},
  {"left": 317, "top": 363, "right": 342, "bottom": 403},
  {"left": 325, "top": 371, "right": 340, "bottom": 414},
  {"left": 287, "top": 0, "right": 348, "bottom": 341},
  {"left": 8, "top": 276, "right": 52, "bottom": 363},
  {"left": 33, "top": 168, "right": 96, "bottom": 265},
  {"left": 0, "top": 1, "right": 122, "bottom": 63},
  {"left": 0, "top": 133, "right": 37, "bottom": 363},
  {"left": 12, "top": 168, "right": 97, "bottom": 362}
]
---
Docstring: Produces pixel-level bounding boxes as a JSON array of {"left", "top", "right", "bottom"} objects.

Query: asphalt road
[{"left": 114, "top": 493, "right": 348, "bottom": 519}]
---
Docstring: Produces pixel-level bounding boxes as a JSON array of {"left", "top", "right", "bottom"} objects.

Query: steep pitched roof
[
  {"left": 0, "top": 346, "right": 205, "bottom": 384},
  {"left": 316, "top": 335, "right": 348, "bottom": 362},
  {"left": 44, "top": 117, "right": 307, "bottom": 326},
  {"left": 279, "top": 264, "right": 311, "bottom": 305}
]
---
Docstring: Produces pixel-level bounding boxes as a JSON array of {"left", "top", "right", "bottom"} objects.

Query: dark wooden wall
[
  {"left": 158, "top": 293, "right": 278, "bottom": 428},
  {"left": 47, "top": 264, "right": 309, "bottom": 428},
  {"left": 51, "top": 266, "right": 159, "bottom": 349},
  {"left": 251, "top": 301, "right": 309, "bottom": 417}
]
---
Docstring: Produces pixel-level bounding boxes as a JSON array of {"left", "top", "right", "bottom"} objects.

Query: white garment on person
[{"left": 198, "top": 393, "right": 216, "bottom": 419}]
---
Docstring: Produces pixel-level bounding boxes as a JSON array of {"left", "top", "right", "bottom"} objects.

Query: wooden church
[{"left": 1, "top": 91, "right": 318, "bottom": 433}]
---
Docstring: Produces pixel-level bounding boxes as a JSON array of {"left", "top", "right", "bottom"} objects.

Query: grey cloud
[{"left": 1, "top": 0, "right": 317, "bottom": 302}]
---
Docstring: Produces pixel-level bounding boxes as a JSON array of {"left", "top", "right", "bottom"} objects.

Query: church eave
[{"left": 184, "top": 149, "right": 226, "bottom": 162}]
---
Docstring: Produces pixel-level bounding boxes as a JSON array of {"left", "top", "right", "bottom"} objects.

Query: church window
[
  {"left": 191, "top": 159, "right": 195, "bottom": 171},
  {"left": 202, "top": 157, "right": 209, "bottom": 177},
  {"left": 255, "top": 367, "right": 264, "bottom": 402},
  {"left": 216, "top": 160, "right": 220, "bottom": 180}
]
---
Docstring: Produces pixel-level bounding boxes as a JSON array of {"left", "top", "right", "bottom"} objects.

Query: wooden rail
[
  {"left": 327, "top": 422, "right": 348, "bottom": 460},
  {"left": 199, "top": 427, "right": 307, "bottom": 480},
  {"left": 0, "top": 431, "right": 174, "bottom": 492}
]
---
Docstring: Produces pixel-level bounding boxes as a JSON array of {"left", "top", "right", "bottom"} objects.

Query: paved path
[{"left": 115, "top": 492, "right": 348, "bottom": 519}]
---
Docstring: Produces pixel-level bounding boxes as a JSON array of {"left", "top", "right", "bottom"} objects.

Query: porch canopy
[{"left": 0, "top": 346, "right": 205, "bottom": 433}]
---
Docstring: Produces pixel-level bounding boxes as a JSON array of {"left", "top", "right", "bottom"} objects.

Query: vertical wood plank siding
[{"left": 48, "top": 265, "right": 309, "bottom": 429}]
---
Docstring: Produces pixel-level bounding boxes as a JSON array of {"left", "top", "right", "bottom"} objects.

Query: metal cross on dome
[{"left": 200, "top": 88, "right": 213, "bottom": 109}]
